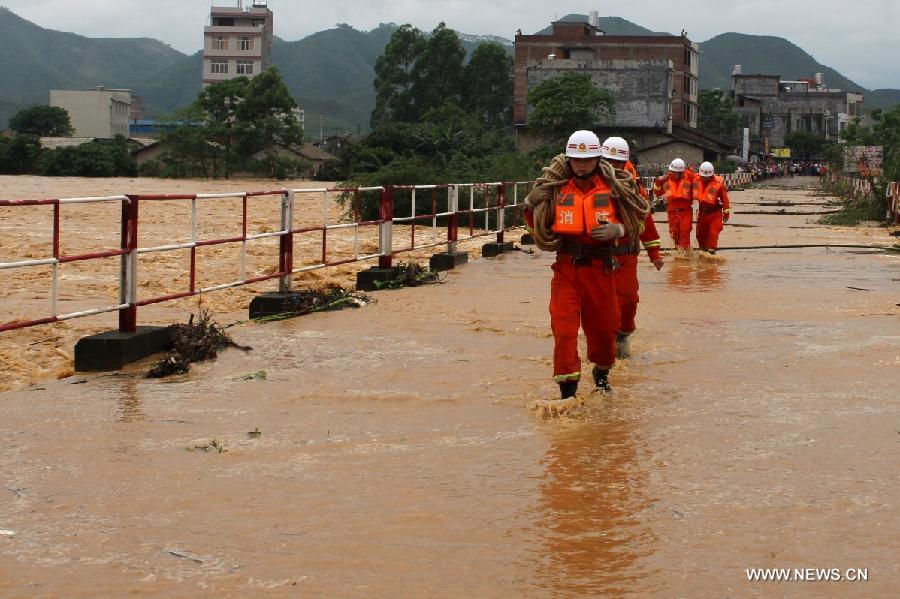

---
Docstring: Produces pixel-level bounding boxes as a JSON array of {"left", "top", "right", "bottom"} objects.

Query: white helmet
[
  {"left": 600, "top": 136, "right": 630, "bottom": 161},
  {"left": 565, "top": 130, "right": 602, "bottom": 158},
  {"left": 669, "top": 158, "right": 686, "bottom": 172},
  {"left": 699, "top": 161, "right": 715, "bottom": 177}
]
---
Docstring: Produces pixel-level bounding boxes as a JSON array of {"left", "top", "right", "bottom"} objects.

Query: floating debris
[
  {"left": 187, "top": 438, "right": 226, "bottom": 453},
  {"left": 148, "top": 309, "right": 251, "bottom": 378},
  {"left": 254, "top": 286, "right": 370, "bottom": 323},
  {"left": 375, "top": 261, "right": 443, "bottom": 289},
  {"left": 0, "top": 530, "right": 16, "bottom": 538},
  {"left": 237, "top": 370, "right": 267, "bottom": 381},
  {"left": 247, "top": 428, "right": 263, "bottom": 439}
]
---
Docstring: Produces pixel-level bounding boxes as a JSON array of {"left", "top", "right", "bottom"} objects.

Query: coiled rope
[{"left": 525, "top": 156, "right": 650, "bottom": 253}]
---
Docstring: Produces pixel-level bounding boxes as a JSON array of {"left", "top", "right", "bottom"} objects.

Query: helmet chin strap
[{"left": 575, "top": 171, "right": 595, "bottom": 179}]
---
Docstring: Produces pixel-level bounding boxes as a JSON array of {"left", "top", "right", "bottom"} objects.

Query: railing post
[
  {"left": 278, "top": 190, "right": 294, "bottom": 293},
  {"left": 118, "top": 195, "right": 139, "bottom": 333},
  {"left": 447, "top": 184, "right": 459, "bottom": 254},
  {"left": 379, "top": 185, "right": 394, "bottom": 269},
  {"left": 496, "top": 183, "right": 506, "bottom": 244}
]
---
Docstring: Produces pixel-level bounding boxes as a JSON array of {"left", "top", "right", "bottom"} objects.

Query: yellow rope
[{"left": 525, "top": 156, "right": 650, "bottom": 253}]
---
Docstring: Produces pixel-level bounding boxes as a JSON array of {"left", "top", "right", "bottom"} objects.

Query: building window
[
  {"left": 211, "top": 60, "right": 229, "bottom": 74},
  {"left": 236, "top": 61, "right": 254, "bottom": 75},
  {"left": 213, "top": 36, "right": 228, "bottom": 50},
  {"left": 239, "top": 37, "right": 254, "bottom": 51}
]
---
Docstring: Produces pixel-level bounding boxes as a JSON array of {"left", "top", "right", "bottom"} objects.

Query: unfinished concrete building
[{"left": 731, "top": 68, "right": 864, "bottom": 150}]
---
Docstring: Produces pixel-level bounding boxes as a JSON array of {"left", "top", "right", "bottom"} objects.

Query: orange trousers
[
  {"left": 549, "top": 258, "right": 619, "bottom": 381},
  {"left": 696, "top": 208, "right": 724, "bottom": 250},
  {"left": 667, "top": 201, "right": 693, "bottom": 249},
  {"left": 615, "top": 254, "right": 639, "bottom": 334}
]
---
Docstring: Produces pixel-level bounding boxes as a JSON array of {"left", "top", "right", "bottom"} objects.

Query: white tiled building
[{"left": 202, "top": 1, "right": 273, "bottom": 87}]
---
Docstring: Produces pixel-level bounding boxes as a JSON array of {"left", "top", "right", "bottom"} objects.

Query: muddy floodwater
[{"left": 1, "top": 176, "right": 899, "bottom": 597}]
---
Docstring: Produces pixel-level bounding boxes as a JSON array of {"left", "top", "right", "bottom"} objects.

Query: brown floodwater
[{"left": 1, "top": 176, "right": 899, "bottom": 597}]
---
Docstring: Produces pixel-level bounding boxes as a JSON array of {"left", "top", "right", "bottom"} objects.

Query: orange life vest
[
  {"left": 553, "top": 175, "right": 621, "bottom": 236},
  {"left": 654, "top": 173, "right": 694, "bottom": 202},
  {"left": 693, "top": 175, "right": 725, "bottom": 205}
]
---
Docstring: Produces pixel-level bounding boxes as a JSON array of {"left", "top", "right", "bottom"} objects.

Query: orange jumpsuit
[
  {"left": 653, "top": 172, "right": 696, "bottom": 249},
  {"left": 693, "top": 175, "right": 731, "bottom": 251},
  {"left": 616, "top": 161, "right": 662, "bottom": 334},
  {"left": 545, "top": 174, "right": 623, "bottom": 382}
]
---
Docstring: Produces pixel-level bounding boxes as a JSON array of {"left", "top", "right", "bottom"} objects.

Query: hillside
[
  {"left": 699, "top": 32, "right": 866, "bottom": 93},
  {"left": 1, "top": 8, "right": 897, "bottom": 134},
  {"left": 0, "top": 7, "right": 186, "bottom": 124}
]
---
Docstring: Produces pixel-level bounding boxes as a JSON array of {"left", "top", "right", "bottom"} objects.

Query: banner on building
[
  {"left": 843, "top": 146, "right": 883, "bottom": 177},
  {"left": 772, "top": 148, "right": 792, "bottom": 158}
]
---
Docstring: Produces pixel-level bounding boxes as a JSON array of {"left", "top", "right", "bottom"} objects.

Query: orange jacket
[
  {"left": 553, "top": 175, "right": 622, "bottom": 245},
  {"left": 653, "top": 171, "right": 695, "bottom": 204},
  {"left": 693, "top": 175, "right": 731, "bottom": 215},
  {"left": 622, "top": 162, "right": 661, "bottom": 261}
]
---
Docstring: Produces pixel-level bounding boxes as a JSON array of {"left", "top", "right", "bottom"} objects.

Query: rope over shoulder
[{"left": 524, "top": 156, "right": 651, "bottom": 253}]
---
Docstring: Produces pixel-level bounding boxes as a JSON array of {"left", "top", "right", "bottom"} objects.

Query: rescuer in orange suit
[
  {"left": 599, "top": 137, "right": 664, "bottom": 359},
  {"left": 693, "top": 161, "right": 731, "bottom": 254},
  {"left": 653, "top": 158, "right": 696, "bottom": 250},
  {"left": 524, "top": 130, "right": 631, "bottom": 398}
]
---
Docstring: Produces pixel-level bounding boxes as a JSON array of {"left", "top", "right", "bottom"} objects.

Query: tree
[
  {"left": 9, "top": 105, "right": 74, "bottom": 137},
  {"left": 526, "top": 72, "right": 615, "bottom": 139},
  {"left": 0, "top": 135, "right": 43, "bottom": 174},
  {"left": 698, "top": 89, "right": 741, "bottom": 144},
  {"left": 462, "top": 43, "right": 514, "bottom": 130},
  {"left": 235, "top": 66, "right": 303, "bottom": 155},
  {"left": 843, "top": 105, "right": 900, "bottom": 181},
  {"left": 784, "top": 130, "right": 828, "bottom": 160},
  {"left": 411, "top": 23, "right": 466, "bottom": 117},
  {"left": 371, "top": 24, "right": 425, "bottom": 126},
  {"left": 162, "top": 66, "right": 303, "bottom": 178}
]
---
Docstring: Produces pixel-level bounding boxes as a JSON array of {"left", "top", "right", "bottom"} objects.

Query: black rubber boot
[
  {"left": 616, "top": 331, "right": 631, "bottom": 359},
  {"left": 592, "top": 367, "right": 612, "bottom": 393},
  {"left": 559, "top": 380, "right": 578, "bottom": 399}
]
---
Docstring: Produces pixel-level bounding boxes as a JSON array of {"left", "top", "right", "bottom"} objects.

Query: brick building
[{"left": 514, "top": 18, "right": 700, "bottom": 131}]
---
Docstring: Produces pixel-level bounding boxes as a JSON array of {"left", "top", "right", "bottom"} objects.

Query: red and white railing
[{"left": 0, "top": 181, "right": 533, "bottom": 334}]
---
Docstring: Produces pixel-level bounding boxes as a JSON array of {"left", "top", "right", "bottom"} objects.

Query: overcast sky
[{"left": 3, "top": 0, "right": 898, "bottom": 89}]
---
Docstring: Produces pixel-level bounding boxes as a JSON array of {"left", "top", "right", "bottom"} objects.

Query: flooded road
[{"left": 2, "top": 177, "right": 899, "bottom": 596}]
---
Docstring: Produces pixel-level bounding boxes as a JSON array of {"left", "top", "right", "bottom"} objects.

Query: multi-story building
[
  {"left": 730, "top": 68, "right": 864, "bottom": 150},
  {"left": 49, "top": 87, "right": 131, "bottom": 138},
  {"left": 203, "top": 1, "right": 274, "bottom": 87},
  {"left": 514, "top": 14, "right": 700, "bottom": 132}
]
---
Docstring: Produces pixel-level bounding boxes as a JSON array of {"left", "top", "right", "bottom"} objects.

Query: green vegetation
[
  {"left": 0, "top": 133, "right": 135, "bottom": 177},
  {"left": 526, "top": 72, "right": 615, "bottom": 142},
  {"left": 698, "top": 89, "right": 740, "bottom": 145},
  {"left": 9, "top": 105, "right": 74, "bottom": 136},
  {"left": 149, "top": 67, "right": 304, "bottom": 179},
  {"left": 816, "top": 105, "right": 900, "bottom": 225}
]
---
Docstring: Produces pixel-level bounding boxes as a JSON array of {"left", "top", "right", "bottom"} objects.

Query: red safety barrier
[
  {"left": 1, "top": 182, "right": 533, "bottom": 335},
  {"left": 886, "top": 181, "right": 900, "bottom": 224}
]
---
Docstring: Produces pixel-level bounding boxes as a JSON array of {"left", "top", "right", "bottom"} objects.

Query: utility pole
[{"left": 320, "top": 113, "right": 324, "bottom": 142}]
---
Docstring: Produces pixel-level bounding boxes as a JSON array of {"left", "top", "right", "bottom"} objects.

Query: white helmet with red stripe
[
  {"left": 699, "top": 161, "right": 715, "bottom": 177},
  {"left": 669, "top": 158, "right": 686, "bottom": 172},
  {"left": 600, "top": 136, "right": 630, "bottom": 161},
  {"left": 565, "top": 130, "right": 602, "bottom": 158}
]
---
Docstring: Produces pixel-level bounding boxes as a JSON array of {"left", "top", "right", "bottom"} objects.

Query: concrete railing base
[{"left": 74, "top": 326, "right": 173, "bottom": 372}]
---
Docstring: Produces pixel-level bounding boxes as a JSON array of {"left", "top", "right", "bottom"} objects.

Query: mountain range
[{"left": 1, "top": 7, "right": 898, "bottom": 134}]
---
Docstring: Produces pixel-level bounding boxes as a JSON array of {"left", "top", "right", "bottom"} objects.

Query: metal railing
[{"left": 1, "top": 181, "right": 533, "bottom": 334}]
